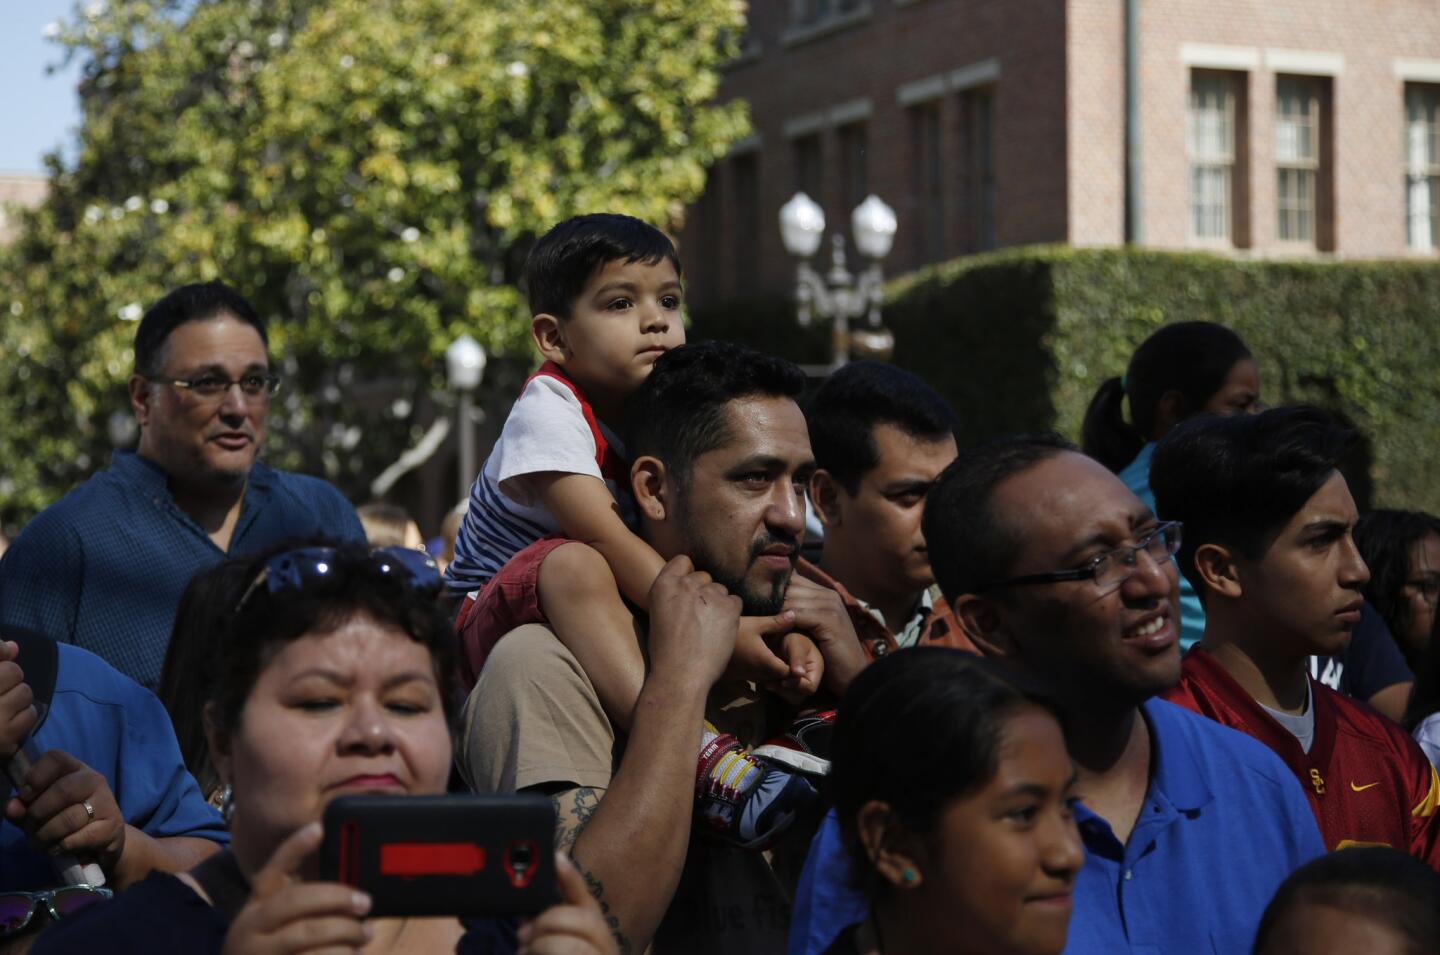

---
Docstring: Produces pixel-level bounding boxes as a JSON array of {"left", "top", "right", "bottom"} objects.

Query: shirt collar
[
  {"left": 111, "top": 448, "right": 271, "bottom": 504},
  {"left": 1142, "top": 697, "right": 1216, "bottom": 813},
  {"left": 853, "top": 588, "right": 934, "bottom": 648}
]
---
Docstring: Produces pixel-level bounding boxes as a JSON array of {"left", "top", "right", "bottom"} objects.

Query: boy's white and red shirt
[{"left": 445, "top": 361, "right": 634, "bottom": 595}]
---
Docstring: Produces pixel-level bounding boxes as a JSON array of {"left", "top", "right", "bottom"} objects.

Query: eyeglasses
[
  {"left": 0, "top": 886, "right": 113, "bottom": 937},
  {"left": 149, "top": 373, "right": 281, "bottom": 401},
  {"left": 235, "top": 545, "right": 442, "bottom": 613},
  {"left": 984, "top": 521, "right": 1183, "bottom": 593}
]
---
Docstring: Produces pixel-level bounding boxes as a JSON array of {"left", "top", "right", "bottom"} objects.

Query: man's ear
[
  {"left": 631, "top": 455, "right": 670, "bottom": 523},
  {"left": 809, "top": 470, "right": 843, "bottom": 528},
  {"left": 953, "top": 593, "right": 1016, "bottom": 658},
  {"left": 203, "top": 701, "right": 232, "bottom": 788},
  {"left": 856, "top": 800, "right": 927, "bottom": 890},
  {"left": 530, "top": 314, "right": 568, "bottom": 364},
  {"left": 1194, "top": 543, "right": 1243, "bottom": 600},
  {"left": 128, "top": 375, "right": 152, "bottom": 428}
]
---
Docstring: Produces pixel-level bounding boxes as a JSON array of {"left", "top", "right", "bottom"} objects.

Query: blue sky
[{"left": 1, "top": 0, "right": 85, "bottom": 174}]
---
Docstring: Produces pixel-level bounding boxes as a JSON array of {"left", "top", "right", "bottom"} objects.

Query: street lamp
[
  {"left": 779, "top": 191, "right": 898, "bottom": 370},
  {"left": 445, "top": 333, "right": 486, "bottom": 500}
]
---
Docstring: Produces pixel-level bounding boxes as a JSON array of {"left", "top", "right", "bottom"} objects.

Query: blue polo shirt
[
  {"left": 788, "top": 698, "right": 1325, "bottom": 955},
  {"left": 1, "top": 642, "right": 229, "bottom": 891},
  {"left": 0, "top": 450, "right": 365, "bottom": 689}
]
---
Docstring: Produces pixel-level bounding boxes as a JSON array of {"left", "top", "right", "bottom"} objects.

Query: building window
[
  {"left": 1406, "top": 83, "right": 1440, "bottom": 251},
  {"left": 911, "top": 101, "right": 945, "bottom": 263},
  {"left": 960, "top": 85, "right": 996, "bottom": 252},
  {"left": 791, "top": 0, "right": 864, "bottom": 29},
  {"left": 1275, "top": 76, "right": 1322, "bottom": 245},
  {"left": 837, "top": 122, "right": 869, "bottom": 211},
  {"left": 1189, "top": 72, "right": 1240, "bottom": 243},
  {"left": 731, "top": 153, "right": 759, "bottom": 296},
  {"left": 793, "top": 133, "right": 824, "bottom": 203}
]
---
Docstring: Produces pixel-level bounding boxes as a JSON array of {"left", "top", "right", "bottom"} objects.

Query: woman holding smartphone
[{"left": 32, "top": 540, "right": 615, "bottom": 955}]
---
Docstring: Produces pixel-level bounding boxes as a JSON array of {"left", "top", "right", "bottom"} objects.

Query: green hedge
[{"left": 693, "top": 246, "right": 1440, "bottom": 513}]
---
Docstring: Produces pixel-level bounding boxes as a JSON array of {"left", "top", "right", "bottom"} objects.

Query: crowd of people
[{"left": 2, "top": 212, "right": 1439, "bottom": 954}]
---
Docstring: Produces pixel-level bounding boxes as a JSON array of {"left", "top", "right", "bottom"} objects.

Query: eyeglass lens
[
  {"left": 50, "top": 888, "right": 108, "bottom": 917},
  {"left": 0, "top": 897, "right": 38, "bottom": 934},
  {"left": 1094, "top": 526, "right": 1179, "bottom": 589}
]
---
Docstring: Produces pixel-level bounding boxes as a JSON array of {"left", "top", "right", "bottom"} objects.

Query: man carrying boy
[
  {"left": 789, "top": 435, "right": 1325, "bottom": 954},
  {"left": 800, "top": 361, "right": 973, "bottom": 660},
  {"left": 444, "top": 215, "right": 823, "bottom": 852},
  {"left": 1152, "top": 406, "right": 1440, "bottom": 865},
  {"left": 460, "top": 342, "right": 869, "bottom": 954}
]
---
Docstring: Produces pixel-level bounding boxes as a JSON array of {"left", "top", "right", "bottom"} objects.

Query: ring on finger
[{"left": 82, "top": 799, "right": 95, "bottom": 822}]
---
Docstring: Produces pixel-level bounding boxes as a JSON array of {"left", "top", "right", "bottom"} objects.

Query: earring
[
  {"left": 219, "top": 785, "right": 235, "bottom": 826},
  {"left": 900, "top": 866, "right": 919, "bottom": 886}
]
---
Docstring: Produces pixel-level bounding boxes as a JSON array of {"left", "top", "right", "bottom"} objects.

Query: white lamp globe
[
  {"left": 445, "top": 333, "right": 487, "bottom": 391},
  {"left": 779, "top": 192, "right": 826, "bottom": 258},
  {"left": 851, "top": 194, "right": 898, "bottom": 260}
]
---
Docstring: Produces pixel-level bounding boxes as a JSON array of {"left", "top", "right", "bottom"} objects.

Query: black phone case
[{"left": 319, "top": 794, "right": 557, "bottom": 918}]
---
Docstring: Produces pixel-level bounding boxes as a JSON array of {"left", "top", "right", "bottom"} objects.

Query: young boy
[
  {"left": 445, "top": 214, "right": 822, "bottom": 848},
  {"left": 1151, "top": 406, "right": 1440, "bottom": 866}
]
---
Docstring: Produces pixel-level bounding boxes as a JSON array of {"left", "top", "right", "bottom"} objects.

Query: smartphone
[{"left": 319, "top": 793, "right": 557, "bottom": 918}]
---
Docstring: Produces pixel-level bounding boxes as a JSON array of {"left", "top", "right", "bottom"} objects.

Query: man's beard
[{"left": 680, "top": 511, "right": 799, "bottom": 615}]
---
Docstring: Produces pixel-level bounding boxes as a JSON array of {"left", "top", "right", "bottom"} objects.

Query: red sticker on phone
[{"left": 379, "top": 842, "right": 486, "bottom": 877}]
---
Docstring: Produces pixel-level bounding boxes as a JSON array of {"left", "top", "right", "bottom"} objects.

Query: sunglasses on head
[
  {"left": 0, "top": 886, "right": 112, "bottom": 937},
  {"left": 234, "top": 545, "right": 442, "bottom": 613}
]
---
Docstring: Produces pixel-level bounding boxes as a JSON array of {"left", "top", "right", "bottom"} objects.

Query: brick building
[
  {"left": 682, "top": 0, "right": 1440, "bottom": 308},
  {"left": 0, "top": 173, "right": 49, "bottom": 245}
]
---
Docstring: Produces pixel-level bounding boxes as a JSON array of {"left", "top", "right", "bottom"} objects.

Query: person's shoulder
[
  {"left": 29, "top": 872, "right": 223, "bottom": 954},
  {"left": 1147, "top": 697, "right": 1300, "bottom": 791},
  {"left": 52, "top": 641, "right": 147, "bottom": 704},
  {"left": 511, "top": 373, "right": 587, "bottom": 417},
  {"left": 1323, "top": 681, "right": 1432, "bottom": 761},
  {"left": 6, "top": 475, "right": 117, "bottom": 547}
]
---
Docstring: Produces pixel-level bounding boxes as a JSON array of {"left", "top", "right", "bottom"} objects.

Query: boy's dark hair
[
  {"left": 805, "top": 361, "right": 957, "bottom": 493},
  {"left": 923, "top": 433, "right": 1077, "bottom": 603},
  {"left": 1150, "top": 405, "right": 1358, "bottom": 600},
  {"left": 1355, "top": 508, "right": 1440, "bottom": 659},
  {"left": 831, "top": 647, "right": 1062, "bottom": 896},
  {"left": 628, "top": 341, "right": 806, "bottom": 487},
  {"left": 1252, "top": 846, "right": 1440, "bottom": 954},
  {"left": 1082, "top": 322, "right": 1252, "bottom": 473},
  {"left": 207, "top": 538, "right": 457, "bottom": 744},
  {"left": 524, "top": 214, "right": 682, "bottom": 319},
  {"left": 134, "top": 281, "right": 267, "bottom": 377}
]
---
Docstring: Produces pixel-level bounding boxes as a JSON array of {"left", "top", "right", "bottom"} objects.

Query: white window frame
[
  {"left": 1275, "top": 76, "right": 1322, "bottom": 247},
  {"left": 1188, "top": 72, "right": 1239, "bottom": 245},
  {"left": 1406, "top": 84, "right": 1440, "bottom": 252}
]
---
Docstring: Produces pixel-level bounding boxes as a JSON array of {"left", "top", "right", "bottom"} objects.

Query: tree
[{"left": 0, "top": 0, "right": 748, "bottom": 532}]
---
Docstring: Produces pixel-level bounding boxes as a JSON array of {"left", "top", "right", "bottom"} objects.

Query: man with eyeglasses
[
  {"left": 1152, "top": 407, "right": 1440, "bottom": 868},
  {"left": 788, "top": 434, "right": 1324, "bottom": 955},
  {"left": 0, "top": 282, "right": 364, "bottom": 690}
]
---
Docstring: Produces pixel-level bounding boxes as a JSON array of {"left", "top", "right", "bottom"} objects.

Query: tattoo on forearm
[
  {"left": 550, "top": 786, "right": 602, "bottom": 853},
  {"left": 582, "top": 864, "right": 633, "bottom": 955}
]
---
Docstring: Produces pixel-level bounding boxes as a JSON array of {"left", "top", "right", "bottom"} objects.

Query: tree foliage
[{"left": 0, "top": 0, "right": 748, "bottom": 532}]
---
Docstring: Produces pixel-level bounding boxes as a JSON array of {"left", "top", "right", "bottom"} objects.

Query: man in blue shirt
[
  {"left": 789, "top": 434, "right": 1324, "bottom": 955},
  {"left": 2, "top": 628, "right": 228, "bottom": 896},
  {"left": 0, "top": 282, "right": 364, "bottom": 688}
]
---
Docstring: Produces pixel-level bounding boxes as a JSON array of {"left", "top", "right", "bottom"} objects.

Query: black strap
[
  {"left": 190, "top": 850, "right": 251, "bottom": 922},
  {"left": 8, "top": 626, "right": 60, "bottom": 736}
]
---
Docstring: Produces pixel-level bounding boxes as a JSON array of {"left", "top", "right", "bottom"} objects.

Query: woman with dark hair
[
  {"left": 823, "top": 647, "right": 1082, "bottom": 955},
  {"left": 1251, "top": 846, "right": 1440, "bottom": 954},
  {"left": 1354, "top": 509, "right": 1440, "bottom": 670},
  {"left": 157, "top": 557, "right": 254, "bottom": 807},
  {"left": 32, "top": 540, "right": 615, "bottom": 955},
  {"left": 1081, "top": 322, "right": 1260, "bottom": 648}
]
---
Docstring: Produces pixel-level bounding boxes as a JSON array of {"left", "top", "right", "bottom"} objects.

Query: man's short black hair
[
  {"left": 524, "top": 214, "right": 682, "bottom": 320},
  {"left": 805, "top": 361, "right": 957, "bottom": 493},
  {"left": 134, "top": 281, "right": 267, "bottom": 377},
  {"left": 628, "top": 341, "right": 807, "bottom": 486},
  {"left": 1150, "top": 405, "right": 1358, "bottom": 599},
  {"left": 923, "top": 433, "right": 1077, "bottom": 604}
]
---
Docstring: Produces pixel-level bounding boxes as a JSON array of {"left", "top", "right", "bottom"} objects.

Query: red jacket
[{"left": 1164, "top": 647, "right": 1440, "bottom": 867}]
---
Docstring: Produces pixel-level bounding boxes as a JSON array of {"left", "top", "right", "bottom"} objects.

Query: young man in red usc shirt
[{"left": 1152, "top": 406, "right": 1440, "bottom": 866}]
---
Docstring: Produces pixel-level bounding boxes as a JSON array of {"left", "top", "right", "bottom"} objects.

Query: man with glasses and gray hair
[
  {"left": 789, "top": 433, "right": 1326, "bottom": 955},
  {"left": 0, "top": 282, "right": 363, "bottom": 690}
]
